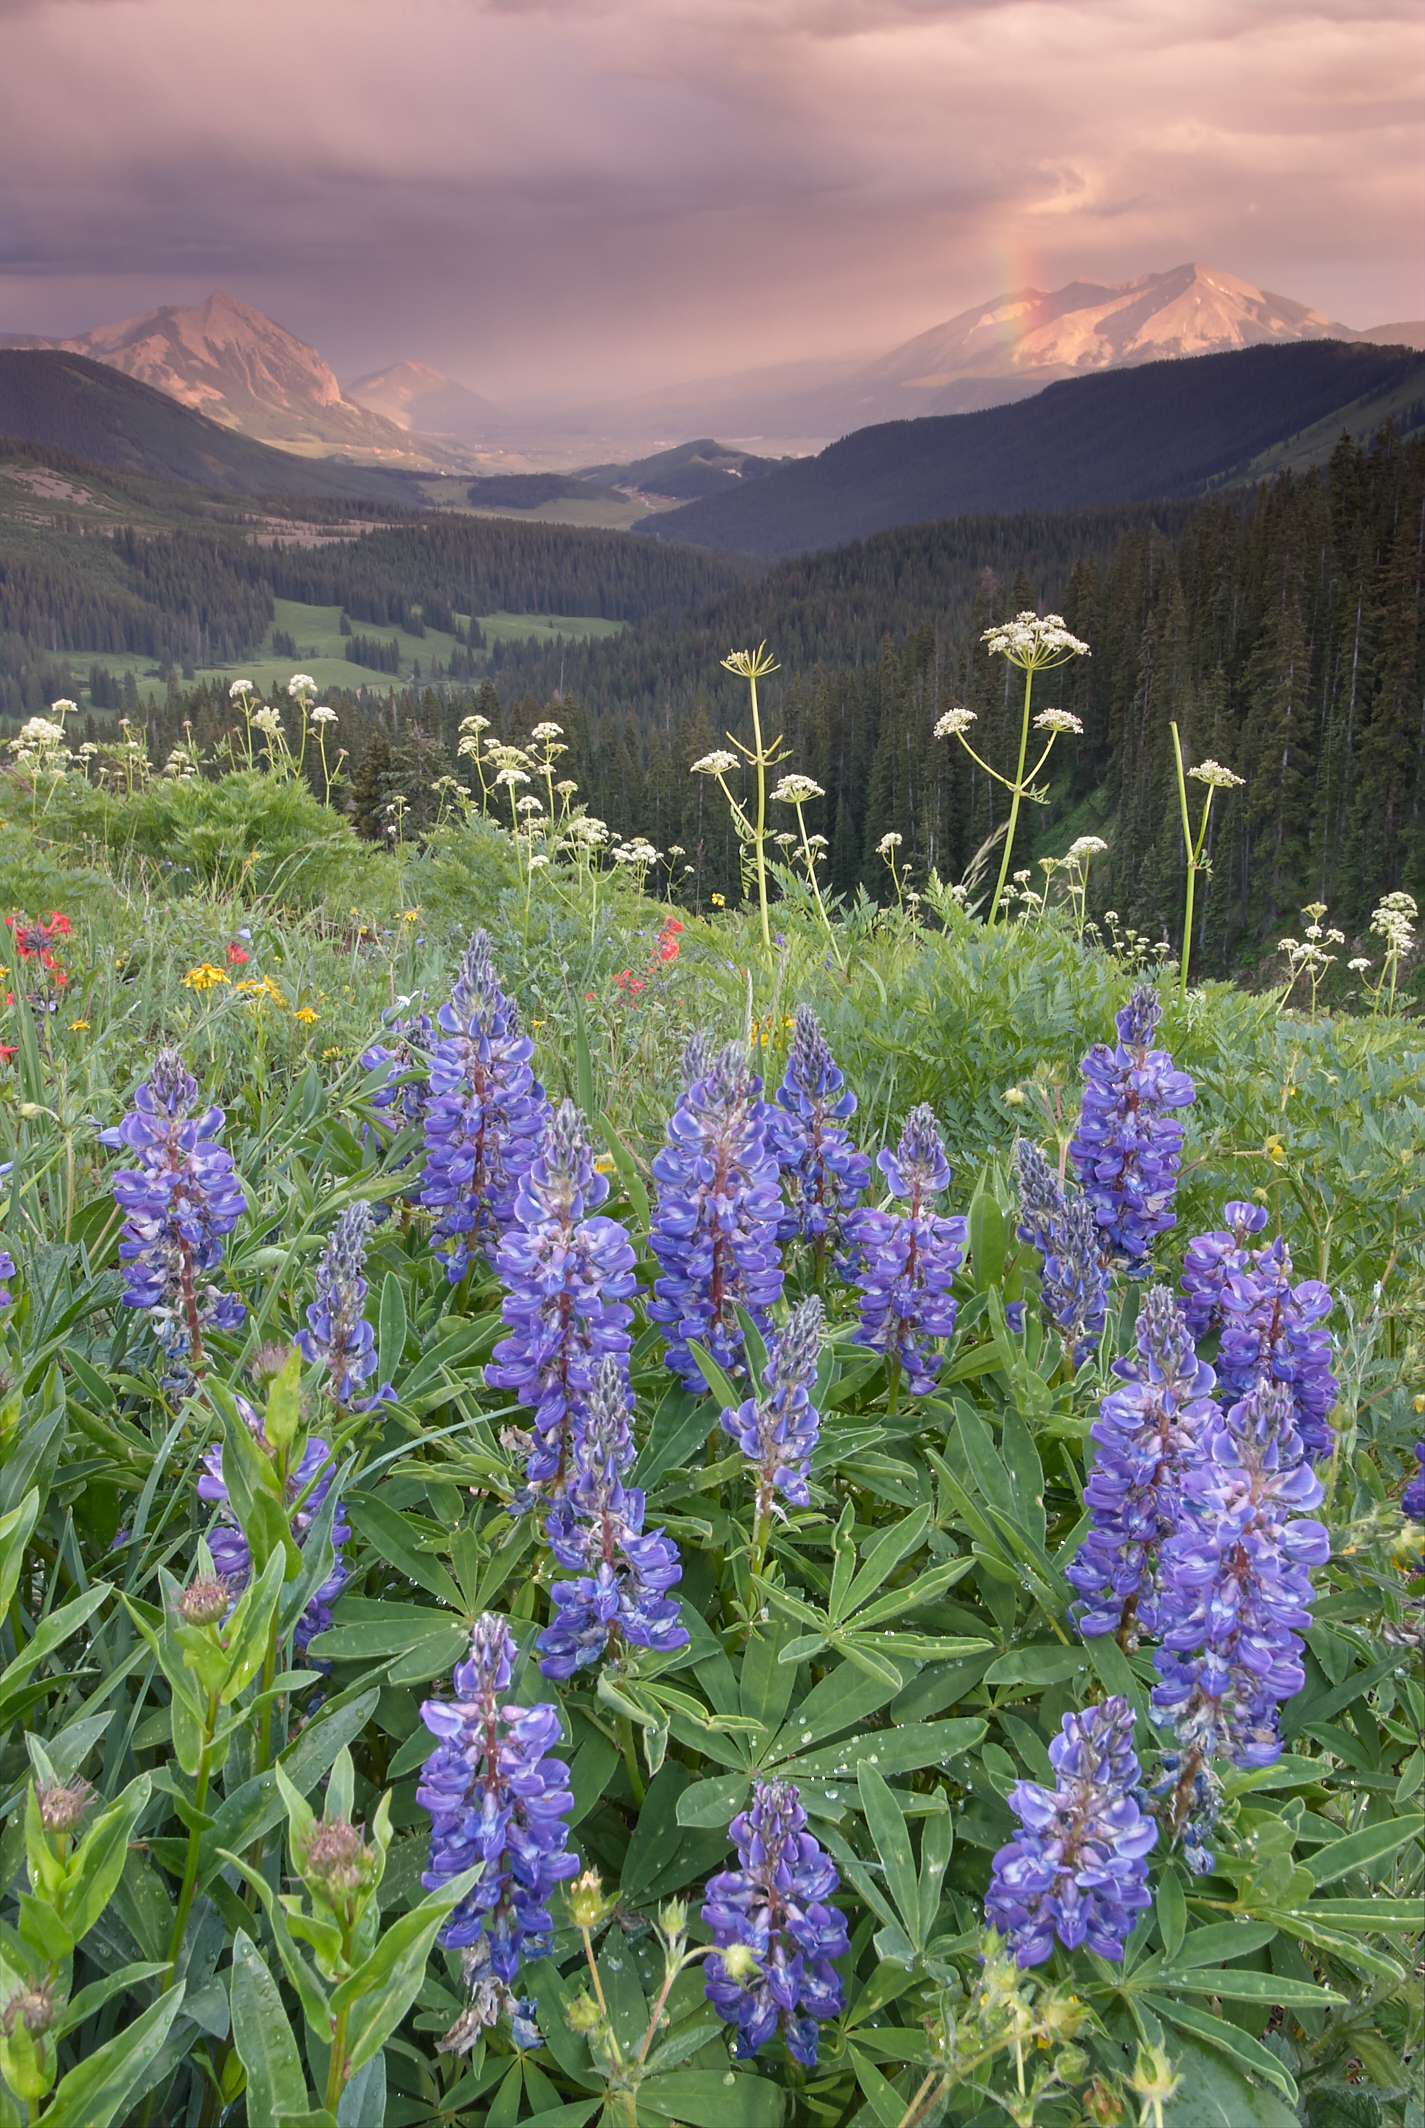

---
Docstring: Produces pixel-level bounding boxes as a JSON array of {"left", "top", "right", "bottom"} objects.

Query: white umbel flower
[
  {"left": 771, "top": 774, "right": 824, "bottom": 804},
  {"left": 691, "top": 750, "right": 739, "bottom": 776},
  {"left": 934, "top": 707, "right": 977, "bottom": 738},
  {"left": 1188, "top": 759, "right": 1245, "bottom": 789}
]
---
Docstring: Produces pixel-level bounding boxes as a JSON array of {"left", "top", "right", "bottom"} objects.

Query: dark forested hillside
[
  {"left": 6, "top": 429, "right": 1422, "bottom": 973},
  {"left": 0, "top": 447, "right": 751, "bottom": 711},
  {"left": 0, "top": 352, "right": 420, "bottom": 502},
  {"left": 642, "top": 341, "right": 1425, "bottom": 557}
]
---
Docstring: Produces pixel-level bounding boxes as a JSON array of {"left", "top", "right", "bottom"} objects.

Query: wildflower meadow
[{"left": 0, "top": 631, "right": 1421, "bottom": 2128}]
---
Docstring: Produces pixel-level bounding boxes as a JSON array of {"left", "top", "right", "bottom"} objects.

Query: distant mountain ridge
[
  {"left": 0, "top": 350, "right": 419, "bottom": 503},
  {"left": 639, "top": 340, "right": 1425, "bottom": 557},
  {"left": 543, "top": 264, "right": 1423, "bottom": 446},
  {"left": 0, "top": 292, "right": 471, "bottom": 469},
  {"left": 343, "top": 358, "right": 502, "bottom": 442}
]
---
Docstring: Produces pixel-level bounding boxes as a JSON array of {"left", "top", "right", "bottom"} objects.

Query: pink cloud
[{"left": 0, "top": 0, "right": 1419, "bottom": 401}]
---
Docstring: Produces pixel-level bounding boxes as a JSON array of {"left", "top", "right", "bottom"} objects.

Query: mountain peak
[{"left": 854, "top": 262, "right": 1359, "bottom": 416}]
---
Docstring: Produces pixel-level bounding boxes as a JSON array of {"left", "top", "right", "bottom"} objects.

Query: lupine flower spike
[
  {"left": 1152, "top": 1379, "right": 1330, "bottom": 1771},
  {"left": 850, "top": 1104, "right": 966, "bottom": 1400},
  {"left": 422, "top": 931, "right": 550, "bottom": 1282},
  {"left": 1182, "top": 1200, "right": 1338, "bottom": 1460},
  {"left": 0, "top": 1250, "right": 15, "bottom": 1310},
  {"left": 649, "top": 1038, "right": 785, "bottom": 1391},
  {"left": 487, "top": 1100, "right": 637, "bottom": 1494},
  {"left": 1065, "top": 1287, "right": 1218, "bottom": 1639},
  {"left": 417, "top": 1614, "right": 579, "bottom": 1987},
  {"left": 1070, "top": 986, "right": 1195, "bottom": 1277},
  {"left": 100, "top": 1049, "right": 247, "bottom": 1370},
  {"left": 297, "top": 1202, "right": 395, "bottom": 1411},
  {"left": 537, "top": 1356, "right": 688, "bottom": 1677},
  {"left": 722, "top": 1296, "right": 824, "bottom": 1576},
  {"left": 985, "top": 1696, "right": 1154, "bottom": 1966},
  {"left": 702, "top": 1778, "right": 848, "bottom": 2065},
  {"left": 198, "top": 1397, "right": 349, "bottom": 1658},
  {"left": 1013, "top": 1139, "right": 1110, "bottom": 1366},
  {"left": 769, "top": 1007, "right": 871, "bottom": 1271}
]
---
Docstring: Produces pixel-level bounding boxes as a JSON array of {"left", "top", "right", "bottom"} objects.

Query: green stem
[
  {"left": 987, "top": 664, "right": 1034, "bottom": 927},
  {"left": 165, "top": 1703, "right": 218, "bottom": 1983},
  {"left": 615, "top": 1713, "right": 645, "bottom": 1806},
  {"left": 255, "top": 1615, "right": 280, "bottom": 1779},
  {"left": 1170, "top": 723, "right": 1196, "bottom": 1004},
  {"left": 324, "top": 2002, "right": 351, "bottom": 2114},
  {"left": 748, "top": 675, "right": 771, "bottom": 953}
]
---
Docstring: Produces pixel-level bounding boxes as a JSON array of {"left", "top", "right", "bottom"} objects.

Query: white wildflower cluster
[
  {"left": 1188, "top": 758, "right": 1245, "bottom": 790},
  {"left": 691, "top": 750, "right": 739, "bottom": 777},
  {"left": 1370, "top": 889, "right": 1417, "bottom": 958},
  {"left": 310, "top": 706, "right": 339, "bottom": 725},
  {"left": 981, "top": 611, "right": 1090, "bottom": 666},
  {"left": 612, "top": 838, "right": 660, "bottom": 869},
  {"left": 933, "top": 707, "right": 976, "bottom": 739},
  {"left": 1066, "top": 835, "right": 1107, "bottom": 861},
  {"left": 1033, "top": 707, "right": 1083, "bottom": 735},
  {"left": 771, "top": 775, "right": 824, "bottom": 804},
  {"left": 877, "top": 832, "right": 903, "bottom": 856}
]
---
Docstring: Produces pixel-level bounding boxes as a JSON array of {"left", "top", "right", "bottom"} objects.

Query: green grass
[{"left": 47, "top": 595, "right": 628, "bottom": 707}]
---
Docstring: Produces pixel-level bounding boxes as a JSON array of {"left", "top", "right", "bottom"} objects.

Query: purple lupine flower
[
  {"left": 721, "top": 1295, "right": 824, "bottom": 1518},
  {"left": 984, "top": 1696, "right": 1155, "bottom": 1967},
  {"left": 1404, "top": 1442, "right": 1425, "bottom": 1522},
  {"left": 1069, "top": 987, "right": 1195, "bottom": 1277},
  {"left": 360, "top": 1006, "right": 435, "bottom": 1136},
  {"left": 296, "top": 1202, "right": 395, "bottom": 1412},
  {"left": 1180, "top": 1200, "right": 1270, "bottom": 1338},
  {"left": 487, "top": 1101, "right": 636, "bottom": 1492},
  {"left": 0, "top": 1249, "right": 15, "bottom": 1309},
  {"left": 421, "top": 931, "right": 550, "bottom": 1284},
  {"left": 1151, "top": 1379, "right": 1330, "bottom": 1770},
  {"left": 1013, "top": 1139, "right": 1111, "bottom": 1366},
  {"left": 648, "top": 1038, "right": 785, "bottom": 1393},
  {"left": 197, "top": 1397, "right": 349, "bottom": 1658},
  {"left": 769, "top": 1008, "right": 871, "bottom": 1263},
  {"left": 1066, "top": 1288, "right": 1219, "bottom": 1639},
  {"left": 98, "top": 1049, "right": 247, "bottom": 1364},
  {"left": 849, "top": 1105, "right": 966, "bottom": 1398},
  {"left": 702, "top": 1778, "right": 848, "bottom": 2066},
  {"left": 417, "top": 1614, "right": 579, "bottom": 1977},
  {"left": 1181, "top": 1202, "right": 1338, "bottom": 1460},
  {"left": 536, "top": 1356, "right": 688, "bottom": 1678}
]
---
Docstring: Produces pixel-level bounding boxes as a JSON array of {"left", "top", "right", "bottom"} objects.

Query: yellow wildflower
[
  {"left": 321, "top": 1046, "right": 344, "bottom": 1060},
  {"left": 237, "top": 976, "right": 287, "bottom": 1008},
  {"left": 183, "top": 963, "right": 230, "bottom": 992},
  {"left": 593, "top": 1153, "right": 616, "bottom": 1175},
  {"left": 400, "top": 909, "right": 421, "bottom": 922},
  {"left": 294, "top": 1006, "right": 319, "bottom": 1025},
  {"left": 710, "top": 893, "right": 725, "bottom": 907},
  {"left": 68, "top": 1018, "right": 90, "bottom": 1030}
]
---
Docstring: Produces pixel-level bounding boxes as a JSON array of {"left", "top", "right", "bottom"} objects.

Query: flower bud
[
  {"left": 302, "top": 1818, "right": 370, "bottom": 1897},
  {"left": 2, "top": 1984, "right": 58, "bottom": 2038},
  {"left": 36, "top": 1778, "right": 92, "bottom": 1835},
  {"left": 1053, "top": 2045, "right": 1089, "bottom": 2085},
  {"left": 1040, "top": 1991, "right": 1086, "bottom": 2043},
  {"left": 179, "top": 1574, "right": 230, "bottom": 1627},
  {"left": 1082, "top": 2077, "right": 1125, "bottom": 2125},
  {"left": 567, "top": 1867, "right": 613, "bottom": 1930},
  {"left": 565, "top": 1990, "right": 603, "bottom": 2033}
]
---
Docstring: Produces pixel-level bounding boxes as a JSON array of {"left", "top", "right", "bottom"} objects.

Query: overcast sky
[{"left": 1, "top": 0, "right": 1421, "bottom": 403}]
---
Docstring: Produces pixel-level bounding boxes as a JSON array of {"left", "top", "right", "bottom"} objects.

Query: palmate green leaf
[
  {"left": 637, "top": 2070, "right": 783, "bottom": 2128},
  {"left": 676, "top": 1773, "right": 751, "bottom": 1828},
  {"left": 857, "top": 1763, "right": 918, "bottom": 1940},
  {"left": 39, "top": 1986, "right": 187, "bottom": 2128},
  {"left": 1306, "top": 1810, "right": 1424, "bottom": 1885},
  {"left": 1148, "top": 2023, "right": 1300, "bottom": 2121},
  {"left": 377, "top": 1269, "right": 407, "bottom": 1387},
  {"left": 345, "top": 1489, "right": 464, "bottom": 1608},
  {"left": 230, "top": 1930, "right": 309, "bottom": 2120},
  {"left": 1150, "top": 1966, "right": 1344, "bottom": 2006}
]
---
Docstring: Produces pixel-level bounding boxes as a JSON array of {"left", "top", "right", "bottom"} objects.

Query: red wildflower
[
  {"left": 226, "top": 942, "right": 250, "bottom": 965},
  {"left": 0, "top": 1046, "right": 16, "bottom": 1064}
]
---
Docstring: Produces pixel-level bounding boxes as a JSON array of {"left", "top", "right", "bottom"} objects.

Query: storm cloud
[{"left": 1, "top": 0, "right": 1420, "bottom": 404}]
